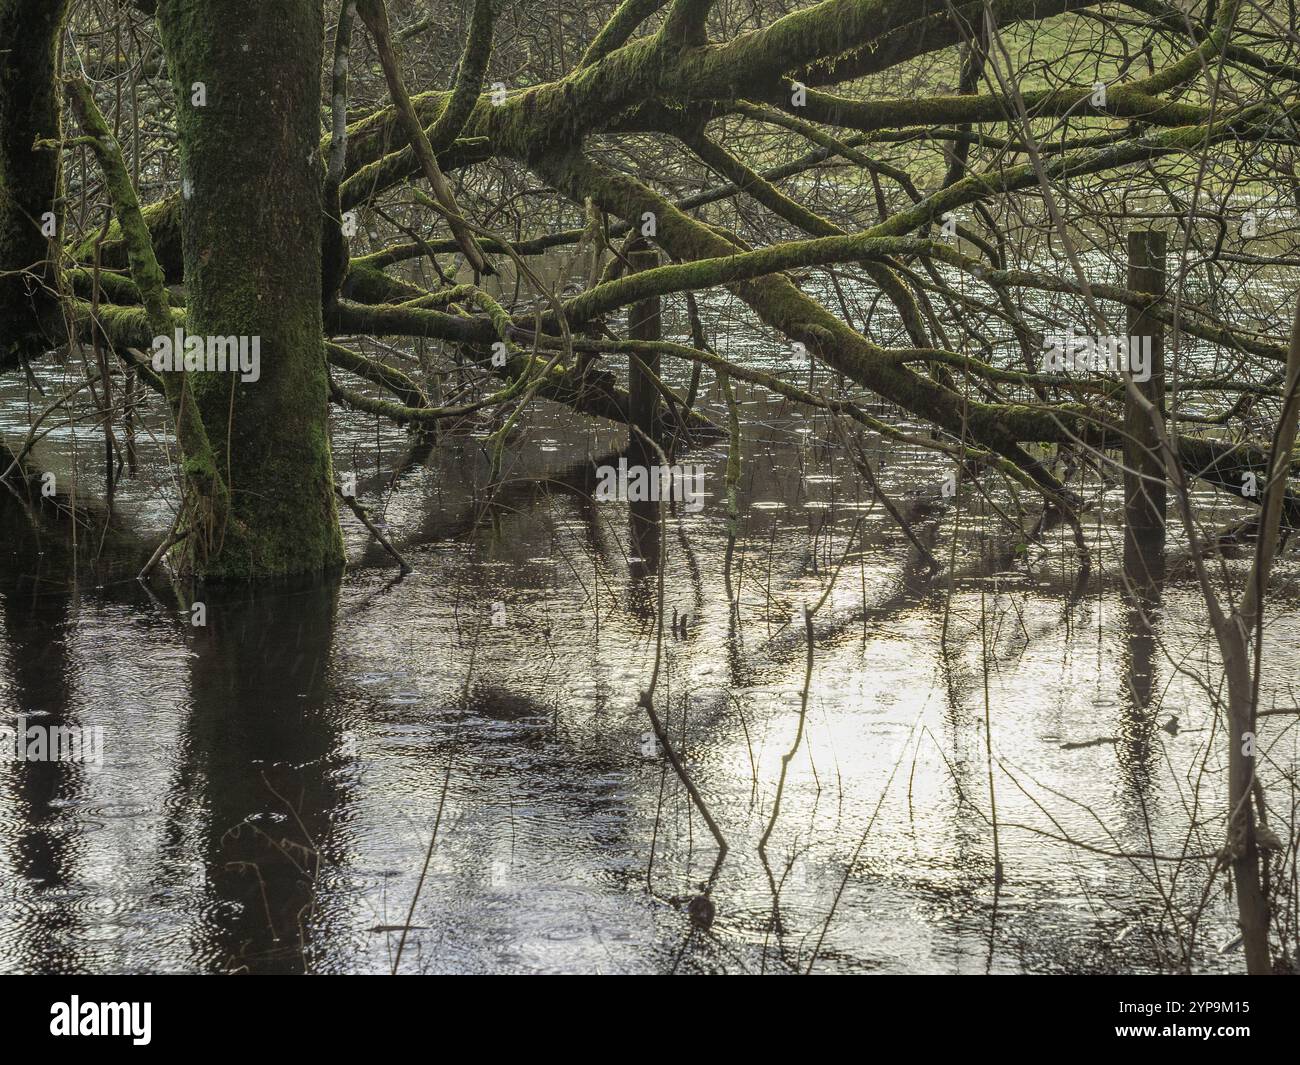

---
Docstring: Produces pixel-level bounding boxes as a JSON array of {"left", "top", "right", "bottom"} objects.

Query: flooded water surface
[{"left": 2, "top": 333, "right": 1298, "bottom": 976}]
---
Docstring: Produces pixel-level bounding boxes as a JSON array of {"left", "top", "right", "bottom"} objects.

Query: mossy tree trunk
[
  {"left": 156, "top": 0, "right": 343, "bottom": 577},
  {"left": 0, "top": 0, "right": 69, "bottom": 370}
]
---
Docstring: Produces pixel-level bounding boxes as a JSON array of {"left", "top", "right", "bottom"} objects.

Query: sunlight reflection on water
[{"left": 0, "top": 348, "right": 1295, "bottom": 975}]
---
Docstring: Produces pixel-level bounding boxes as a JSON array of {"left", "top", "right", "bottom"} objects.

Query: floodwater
[{"left": 2, "top": 306, "right": 1298, "bottom": 975}]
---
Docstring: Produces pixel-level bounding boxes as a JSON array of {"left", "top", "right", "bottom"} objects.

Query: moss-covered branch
[
  {"left": 580, "top": 0, "right": 669, "bottom": 67},
  {"left": 358, "top": 0, "right": 493, "bottom": 275},
  {"left": 427, "top": 0, "right": 494, "bottom": 151},
  {"left": 63, "top": 75, "right": 230, "bottom": 528}
]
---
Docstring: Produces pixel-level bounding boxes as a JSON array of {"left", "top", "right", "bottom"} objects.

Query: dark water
[{"left": 1, "top": 342, "right": 1297, "bottom": 974}]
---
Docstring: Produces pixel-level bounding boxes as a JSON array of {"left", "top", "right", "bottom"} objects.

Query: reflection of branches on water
[
  {"left": 805, "top": 711, "right": 928, "bottom": 975},
  {"left": 329, "top": 405, "right": 1291, "bottom": 972},
  {"left": 391, "top": 746, "right": 454, "bottom": 976},
  {"left": 219, "top": 771, "right": 325, "bottom": 974},
  {"left": 969, "top": 748, "right": 1224, "bottom": 970},
  {"left": 756, "top": 523, "right": 862, "bottom": 946},
  {"left": 0, "top": 438, "right": 155, "bottom": 572},
  {"left": 637, "top": 428, "right": 729, "bottom": 893},
  {"left": 342, "top": 412, "right": 1083, "bottom": 738}
]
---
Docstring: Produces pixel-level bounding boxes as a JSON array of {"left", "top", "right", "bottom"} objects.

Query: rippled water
[{"left": 2, "top": 336, "right": 1298, "bottom": 974}]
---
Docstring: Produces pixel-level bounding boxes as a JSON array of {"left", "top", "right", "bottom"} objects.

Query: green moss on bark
[
  {"left": 0, "top": 0, "right": 69, "bottom": 368},
  {"left": 157, "top": 0, "right": 344, "bottom": 578}
]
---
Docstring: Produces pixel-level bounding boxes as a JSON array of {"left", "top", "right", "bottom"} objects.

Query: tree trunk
[
  {"left": 0, "top": 0, "right": 69, "bottom": 369},
  {"left": 1123, "top": 230, "right": 1167, "bottom": 601},
  {"left": 1225, "top": 649, "right": 1271, "bottom": 974},
  {"left": 627, "top": 242, "right": 662, "bottom": 466},
  {"left": 156, "top": 0, "right": 343, "bottom": 577}
]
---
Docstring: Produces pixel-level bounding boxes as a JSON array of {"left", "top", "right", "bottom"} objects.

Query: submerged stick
[
  {"left": 719, "top": 368, "right": 742, "bottom": 604},
  {"left": 392, "top": 751, "right": 453, "bottom": 974},
  {"left": 633, "top": 424, "right": 728, "bottom": 862},
  {"left": 831, "top": 417, "right": 940, "bottom": 573},
  {"left": 138, "top": 526, "right": 188, "bottom": 583},
  {"left": 335, "top": 485, "right": 412, "bottom": 574}
]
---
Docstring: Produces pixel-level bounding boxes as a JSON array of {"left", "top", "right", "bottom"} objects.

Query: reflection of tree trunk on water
[
  {"left": 172, "top": 579, "right": 347, "bottom": 974},
  {"left": 1115, "top": 231, "right": 1167, "bottom": 791},
  {"left": 0, "top": 486, "right": 157, "bottom": 972},
  {"left": 0, "top": 533, "right": 81, "bottom": 973},
  {"left": 626, "top": 235, "right": 665, "bottom": 616},
  {"left": 1118, "top": 587, "right": 1163, "bottom": 795},
  {"left": 627, "top": 498, "right": 660, "bottom": 618}
]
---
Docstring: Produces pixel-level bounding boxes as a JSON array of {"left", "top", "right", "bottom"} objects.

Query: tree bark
[
  {"left": 156, "top": 0, "right": 343, "bottom": 577},
  {"left": 0, "top": 0, "right": 69, "bottom": 369}
]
